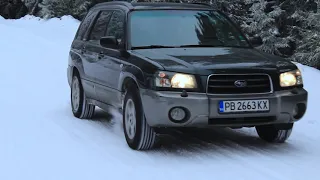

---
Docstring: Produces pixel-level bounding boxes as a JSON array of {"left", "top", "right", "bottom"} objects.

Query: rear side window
[
  {"left": 75, "top": 11, "right": 96, "bottom": 40},
  {"left": 89, "top": 11, "right": 113, "bottom": 41}
]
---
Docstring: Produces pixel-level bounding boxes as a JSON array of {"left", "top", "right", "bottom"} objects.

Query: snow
[{"left": 0, "top": 15, "right": 320, "bottom": 180}]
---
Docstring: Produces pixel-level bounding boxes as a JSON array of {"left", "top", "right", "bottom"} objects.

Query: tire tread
[
  {"left": 124, "top": 85, "right": 157, "bottom": 150},
  {"left": 256, "top": 124, "right": 293, "bottom": 143},
  {"left": 71, "top": 75, "right": 95, "bottom": 119}
]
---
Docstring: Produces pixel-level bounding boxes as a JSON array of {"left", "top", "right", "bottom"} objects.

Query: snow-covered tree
[
  {"left": 241, "top": 0, "right": 293, "bottom": 57},
  {"left": 239, "top": 0, "right": 319, "bottom": 67},
  {"left": 38, "top": 0, "right": 91, "bottom": 19},
  {"left": 290, "top": 1, "right": 320, "bottom": 67}
]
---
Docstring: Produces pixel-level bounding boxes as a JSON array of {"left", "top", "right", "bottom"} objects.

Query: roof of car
[
  {"left": 131, "top": 2, "right": 213, "bottom": 9},
  {"left": 92, "top": 1, "right": 215, "bottom": 10}
]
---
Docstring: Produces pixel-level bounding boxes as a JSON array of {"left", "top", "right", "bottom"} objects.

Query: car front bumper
[{"left": 140, "top": 88, "right": 308, "bottom": 127}]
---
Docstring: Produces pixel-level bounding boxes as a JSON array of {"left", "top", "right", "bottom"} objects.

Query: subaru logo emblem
[{"left": 234, "top": 80, "right": 247, "bottom": 87}]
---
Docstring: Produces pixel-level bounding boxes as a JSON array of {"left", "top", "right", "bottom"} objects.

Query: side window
[
  {"left": 106, "top": 10, "right": 125, "bottom": 44},
  {"left": 88, "top": 11, "right": 112, "bottom": 41},
  {"left": 76, "top": 11, "right": 96, "bottom": 40}
]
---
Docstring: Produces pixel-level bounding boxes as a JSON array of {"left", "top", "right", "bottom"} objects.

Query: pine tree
[
  {"left": 289, "top": 0, "right": 320, "bottom": 67},
  {"left": 38, "top": 0, "right": 91, "bottom": 19}
]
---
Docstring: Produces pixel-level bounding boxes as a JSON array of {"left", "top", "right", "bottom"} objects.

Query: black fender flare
[
  {"left": 69, "top": 49, "right": 86, "bottom": 79},
  {"left": 118, "top": 67, "right": 147, "bottom": 92}
]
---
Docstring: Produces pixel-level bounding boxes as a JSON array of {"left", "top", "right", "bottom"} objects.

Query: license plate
[{"left": 219, "top": 99, "right": 269, "bottom": 113}]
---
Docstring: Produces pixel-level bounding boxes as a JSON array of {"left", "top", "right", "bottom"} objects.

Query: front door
[
  {"left": 94, "top": 10, "right": 126, "bottom": 107},
  {"left": 85, "top": 9, "right": 125, "bottom": 107}
]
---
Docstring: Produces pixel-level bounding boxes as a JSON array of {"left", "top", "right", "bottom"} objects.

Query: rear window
[{"left": 75, "top": 11, "right": 96, "bottom": 40}]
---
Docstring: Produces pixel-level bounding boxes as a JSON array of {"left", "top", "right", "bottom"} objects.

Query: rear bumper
[{"left": 140, "top": 88, "right": 308, "bottom": 127}]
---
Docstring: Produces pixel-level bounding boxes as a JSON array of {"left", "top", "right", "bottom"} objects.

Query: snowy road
[{"left": 1, "top": 16, "right": 319, "bottom": 180}]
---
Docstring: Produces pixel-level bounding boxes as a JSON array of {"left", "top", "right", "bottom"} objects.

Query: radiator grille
[{"left": 207, "top": 74, "right": 272, "bottom": 94}]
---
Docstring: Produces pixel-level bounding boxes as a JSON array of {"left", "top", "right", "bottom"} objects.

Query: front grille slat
[
  {"left": 209, "top": 79, "right": 269, "bottom": 82},
  {"left": 248, "top": 84, "right": 269, "bottom": 88},
  {"left": 206, "top": 74, "right": 272, "bottom": 94},
  {"left": 208, "top": 84, "right": 269, "bottom": 88},
  {"left": 246, "top": 78, "right": 268, "bottom": 82},
  {"left": 208, "top": 85, "right": 237, "bottom": 88}
]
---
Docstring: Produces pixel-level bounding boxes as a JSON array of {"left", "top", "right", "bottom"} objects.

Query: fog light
[
  {"left": 293, "top": 103, "right": 306, "bottom": 120},
  {"left": 293, "top": 105, "right": 299, "bottom": 117},
  {"left": 169, "top": 107, "right": 186, "bottom": 121}
]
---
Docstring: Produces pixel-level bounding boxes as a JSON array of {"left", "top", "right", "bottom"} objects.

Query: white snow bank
[
  {"left": 0, "top": 15, "right": 80, "bottom": 44},
  {"left": 0, "top": 16, "right": 320, "bottom": 180}
]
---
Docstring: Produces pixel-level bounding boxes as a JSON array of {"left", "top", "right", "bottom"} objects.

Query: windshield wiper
[
  {"left": 131, "top": 43, "right": 233, "bottom": 49},
  {"left": 178, "top": 44, "right": 220, "bottom": 48},
  {"left": 131, "top": 45, "right": 177, "bottom": 50},
  {"left": 179, "top": 44, "right": 250, "bottom": 48}
]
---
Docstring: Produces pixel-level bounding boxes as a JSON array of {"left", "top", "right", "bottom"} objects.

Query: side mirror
[
  {"left": 100, "top": 36, "right": 118, "bottom": 49},
  {"left": 248, "top": 36, "right": 262, "bottom": 47}
]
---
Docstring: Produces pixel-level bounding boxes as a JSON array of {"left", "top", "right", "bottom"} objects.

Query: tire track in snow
[{"left": 154, "top": 128, "right": 285, "bottom": 179}]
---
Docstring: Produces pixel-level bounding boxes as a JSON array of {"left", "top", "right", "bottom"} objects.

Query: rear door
[{"left": 70, "top": 10, "right": 98, "bottom": 99}]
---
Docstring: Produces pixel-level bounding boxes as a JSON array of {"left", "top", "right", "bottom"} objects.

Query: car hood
[{"left": 130, "top": 47, "right": 296, "bottom": 75}]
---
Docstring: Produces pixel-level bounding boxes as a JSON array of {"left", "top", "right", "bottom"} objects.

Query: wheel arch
[
  {"left": 68, "top": 50, "right": 86, "bottom": 88},
  {"left": 72, "top": 66, "right": 80, "bottom": 77},
  {"left": 121, "top": 76, "right": 139, "bottom": 92},
  {"left": 119, "top": 65, "right": 149, "bottom": 93},
  {"left": 69, "top": 49, "right": 86, "bottom": 78},
  {"left": 119, "top": 72, "right": 146, "bottom": 111}
]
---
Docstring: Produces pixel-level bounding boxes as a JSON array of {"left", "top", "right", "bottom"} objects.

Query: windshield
[{"left": 129, "top": 10, "right": 250, "bottom": 49}]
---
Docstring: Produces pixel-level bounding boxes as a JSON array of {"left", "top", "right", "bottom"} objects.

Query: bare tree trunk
[{"left": 30, "top": 0, "right": 39, "bottom": 15}]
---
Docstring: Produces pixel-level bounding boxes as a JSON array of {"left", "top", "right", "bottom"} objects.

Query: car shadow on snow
[
  {"left": 91, "top": 108, "right": 114, "bottom": 122},
  {"left": 154, "top": 127, "right": 300, "bottom": 157},
  {"left": 86, "top": 108, "right": 300, "bottom": 157},
  {"left": 86, "top": 108, "right": 120, "bottom": 130}
]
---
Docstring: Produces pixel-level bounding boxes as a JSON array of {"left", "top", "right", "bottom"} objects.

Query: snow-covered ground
[{"left": 0, "top": 15, "right": 319, "bottom": 180}]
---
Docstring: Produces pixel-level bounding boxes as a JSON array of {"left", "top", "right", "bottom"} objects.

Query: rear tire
[
  {"left": 71, "top": 74, "right": 95, "bottom": 119},
  {"left": 123, "top": 85, "right": 157, "bottom": 150},
  {"left": 256, "top": 123, "right": 293, "bottom": 143}
]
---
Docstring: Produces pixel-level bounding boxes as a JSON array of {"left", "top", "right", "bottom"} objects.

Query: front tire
[
  {"left": 256, "top": 123, "right": 293, "bottom": 143},
  {"left": 123, "top": 85, "right": 157, "bottom": 150},
  {"left": 71, "top": 74, "right": 95, "bottom": 119}
]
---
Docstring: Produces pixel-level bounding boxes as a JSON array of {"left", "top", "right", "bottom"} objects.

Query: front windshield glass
[{"left": 129, "top": 10, "right": 250, "bottom": 49}]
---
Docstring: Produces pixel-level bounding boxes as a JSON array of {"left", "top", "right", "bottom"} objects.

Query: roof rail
[
  {"left": 93, "top": 0, "right": 134, "bottom": 8},
  {"left": 111, "top": 0, "right": 133, "bottom": 5},
  {"left": 131, "top": 1, "right": 216, "bottom": 8},
  {"left": 94, "top": 0, "right": 218, "bottom": 10},
  {"left": 189, "top": 2, "right": 213, "bottom": 7}
]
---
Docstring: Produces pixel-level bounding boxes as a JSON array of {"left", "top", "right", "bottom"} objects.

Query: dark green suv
[{"left": 67, "top": 1, "right": 308, "bottom": 150}]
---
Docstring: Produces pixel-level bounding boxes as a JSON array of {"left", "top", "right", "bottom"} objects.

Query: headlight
[
  {"left": 154, "top": 71, "right": 197, "bottom": 89},
  {"left": 279, "top": 69, "right": 303, "bottom": 87}
]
